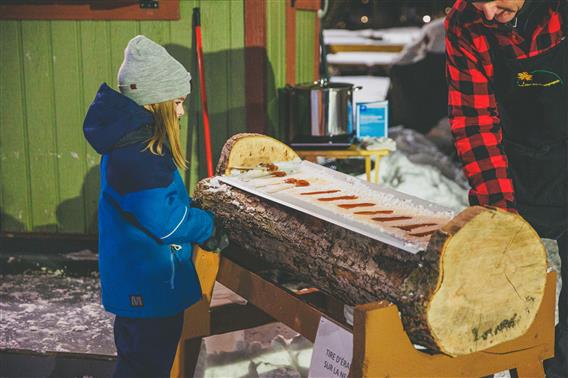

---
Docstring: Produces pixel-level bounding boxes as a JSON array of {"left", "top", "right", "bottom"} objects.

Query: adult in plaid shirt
[{"left": 446, "top": 0, "right": 567, "bottom": 376}]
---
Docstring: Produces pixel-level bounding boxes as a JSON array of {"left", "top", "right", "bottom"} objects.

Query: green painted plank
[
  {"left": 296, "top": 10, "right": 316, "bottom": 84},
  {"left": 21, "top": 21, "right": 59, "bottom": 232},
  {"left": 0, "top": 21, "right": 32, "bottom": 232},
  {"left": 188, "top": 0, "right": 202, "bottom": 193},
  {"left": 169, "top": 0, "right": 198, "bottom": 189},
  {"left": 0, "top": 0, "right": 249, "bottom": 233},
  {"left": 80, "top": 21, "right": 112, "bottom": 234},
  {"left": 227, "top": 0, "right": 246, "bottom": 139},
  {"left": 109, "top": 21, "right": 139, "bottom": 88},
  {"left": 140, "top": 20, "right": 171, "bottom": 46},
  {"left": 201, "top": 1, "right": 231, "bottom": 176},
  {"left": 266, "top": 0, "right": 287, "bottom": 140},
  {"left": 51, "top": 21, "right": 87, "bottom": 234}
]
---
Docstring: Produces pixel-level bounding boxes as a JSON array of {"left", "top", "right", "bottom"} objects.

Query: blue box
[{"left": 356, "top": 100, "right": 388, "bottom": 138}]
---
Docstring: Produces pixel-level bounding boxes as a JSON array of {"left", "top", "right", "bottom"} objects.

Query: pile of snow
[
  {"left": 393, "top": 17, "right": 445, "bottom": 65},
  {"left": 326, "top": 52, "right": 401, "bottom": 67},
  {"left": 358, "top": 126, "right": 469, "bottom": 210},
  {"left": 372, "top": 151, "right": 468, "bottom": 210},
  {"left": 323, "top": 27, "right": 421, "bottom": 46}
]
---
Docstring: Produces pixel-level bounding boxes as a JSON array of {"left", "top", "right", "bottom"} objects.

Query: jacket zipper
[{"left": 169, "top": 244, "right": 182, "bottom": 289}]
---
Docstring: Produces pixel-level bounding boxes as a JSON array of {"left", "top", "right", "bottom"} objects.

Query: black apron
[{"left": 490, "top": 18, "right": 568, "bottom": 239}]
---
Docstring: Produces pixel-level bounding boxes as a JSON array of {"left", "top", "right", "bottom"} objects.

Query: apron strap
[{"left": 560, "top": 0, "right": 567, "bottom": 35}]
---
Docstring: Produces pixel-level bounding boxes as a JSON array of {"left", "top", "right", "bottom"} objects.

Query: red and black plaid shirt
[{"left": 446, "top": 0, "right": 565, "bottom": 210}]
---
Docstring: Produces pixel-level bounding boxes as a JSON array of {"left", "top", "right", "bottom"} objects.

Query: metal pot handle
[{"left": 353, "top": 86, "right": 363, "bottom": 91}]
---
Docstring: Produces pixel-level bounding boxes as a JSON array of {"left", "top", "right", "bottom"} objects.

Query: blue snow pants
[{"left": 113, "top": 312, "right": 184, "bottom": 378}]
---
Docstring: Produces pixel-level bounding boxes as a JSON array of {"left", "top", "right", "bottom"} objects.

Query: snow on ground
[
  {"left": 196, "top": 324, "right": 313, "bottom": 378},
  {"left": 0, "top": 270, "right": 114, "bottom": 355},
  {"left": 0, "top": 261, "right": 314, "bottom": 377}
]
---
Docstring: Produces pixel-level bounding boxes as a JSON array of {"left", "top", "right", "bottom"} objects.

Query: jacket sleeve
[
  {"left": 105, "top": 149, "right": 214, "bottom": 245},
  {"left": 114, "top": 186, "right": 214, "bottom": 245},
  {"left": 445, "top": 22, "right": 516, "bottom": 210}
]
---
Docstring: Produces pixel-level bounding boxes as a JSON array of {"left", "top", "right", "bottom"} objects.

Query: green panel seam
[
  {"left": 49, "top": 21, "right": 62, "bottom": 232},
  {"left": 18, "top": 21, "right": 34, "bottom": 231},
  {"left": 77, "top": 21, "right": 89, "bottom": 234}
]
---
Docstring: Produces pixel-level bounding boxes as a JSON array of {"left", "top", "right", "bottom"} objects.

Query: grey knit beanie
[{"left": 117, "top": 35, "right": 191, "bottom": 105}]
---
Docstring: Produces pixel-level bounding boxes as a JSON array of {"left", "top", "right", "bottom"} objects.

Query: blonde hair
[{"left": 143, "top": 100, "right": 187, "bottom": 170}]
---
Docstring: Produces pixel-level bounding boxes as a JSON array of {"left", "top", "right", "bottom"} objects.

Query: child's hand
[{"left": 199, "top": 224, "right": 229, "bottom": 253}]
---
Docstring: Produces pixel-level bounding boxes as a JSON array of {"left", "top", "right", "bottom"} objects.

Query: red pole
[{"left": 193, "top": 8, "right": 214, "bottom": 177}]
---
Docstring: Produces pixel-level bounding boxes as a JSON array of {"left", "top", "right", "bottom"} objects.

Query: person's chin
[{"left": 496, "top": 16, "right": 516, "bottom": 24}]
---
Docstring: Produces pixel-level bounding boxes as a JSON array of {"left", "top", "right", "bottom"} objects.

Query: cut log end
[
  {"left": 216, "top": 133, "right": 299, "bottom": 176},
  {"left": 427, "top": 207, "right": 547, "bottom": 356}
]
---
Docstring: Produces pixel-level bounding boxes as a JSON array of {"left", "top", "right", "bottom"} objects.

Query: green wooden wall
[
  {"left": 266, "top": 0, "right": 287, "bottom": 141},
  {"left": 295, "top": 10, "right": 317, "bottom": 83},
  {"left": 265, "top": 6, "right": 317, "bottom": 141},
  {"left": 0, "top": 1, "right": 317, "bottom": 235}
]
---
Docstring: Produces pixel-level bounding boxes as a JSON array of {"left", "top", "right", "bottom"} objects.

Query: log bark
[{"left": 194, "top": 134, "right": 548, "bottom": 356}]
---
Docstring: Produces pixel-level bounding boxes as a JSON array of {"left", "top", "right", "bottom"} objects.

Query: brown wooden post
[
  {"left": 286, "top": 0, "right": 321, "bottom": 85},
  {"left": 314, "top": 15, "right": 321, "bottom": 81},
  {"left": 0, "top": 1, "right": 179, "bottom": 20},
  {"left": 244, "top": 0, "right": 267, "bottom": 134},
  {"left": 285, "top": 1, "right": 297, "bottom": 85}
]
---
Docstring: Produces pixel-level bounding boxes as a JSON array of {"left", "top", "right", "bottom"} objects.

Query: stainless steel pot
[{"left": 286, "top": 79, "right": 360, "bottom": 145}]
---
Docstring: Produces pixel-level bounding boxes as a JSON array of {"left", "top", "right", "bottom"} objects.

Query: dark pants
[
  {"left": 545, "top": 232, "right": 568, "bottom": 378},
  {"left": 113, "top": 312, "right": 184, "bottom": 378}
]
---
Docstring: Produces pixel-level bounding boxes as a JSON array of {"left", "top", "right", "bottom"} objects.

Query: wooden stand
[
  {"left": 296, "top": 147, "right": 391, "bottom": 184},
  {"left": 171, "top": 247, "right": 556, "bottom": 378}
]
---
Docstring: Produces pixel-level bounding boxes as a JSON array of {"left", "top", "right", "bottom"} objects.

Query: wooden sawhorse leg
[{"left": 170, "top": 247, "right": 221, "bottom": 378}]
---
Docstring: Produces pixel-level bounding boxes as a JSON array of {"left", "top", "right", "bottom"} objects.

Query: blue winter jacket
[{"left": 83, "top": 83, "right": 214, "bottom": 318}]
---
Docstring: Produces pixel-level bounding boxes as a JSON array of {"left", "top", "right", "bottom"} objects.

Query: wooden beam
[
  {"left": 216, "top": 256, "right": 350, "bottom": 343},
  {"left": 210, "top": 303, "right": 274, "bottom": 336},
  {"left": 327, "top": 44, "right": 405, "bottom": 54},
  {"left": 0, "top": 0, "right": 179, "bottom": 20},
  {"left": 287, "top": 0, "right": 321, "bottom": 84},
  {"left": 244, "top": 0, "right": 267, "bottom": 133},
  {"left": 314, "top": 15, "right": 321, "bottom": 80},
  {"left": 294, "top": 0, "right": 321, "bottom": 11}
]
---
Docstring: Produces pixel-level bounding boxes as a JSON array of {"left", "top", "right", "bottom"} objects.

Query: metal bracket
[{"left": 139, "top": 0, "right": 159, "bottom": 9}]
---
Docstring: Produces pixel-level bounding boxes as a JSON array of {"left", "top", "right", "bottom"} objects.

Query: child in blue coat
[{"left": 83, "top": 35, "right": 227, "bottom": 377}]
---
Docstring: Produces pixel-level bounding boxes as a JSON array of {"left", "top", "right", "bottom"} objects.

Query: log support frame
[{"left": 170, "top": 247, "right": 556, "bottom": 378}]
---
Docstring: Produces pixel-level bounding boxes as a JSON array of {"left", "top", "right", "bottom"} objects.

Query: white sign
[{"left": 308, "top": 317, "right": 353, "bottom": 378}]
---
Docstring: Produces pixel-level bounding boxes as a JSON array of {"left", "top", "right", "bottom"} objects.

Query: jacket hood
[{"left": 83, "top": 83, "right": 154, "bottom": 154}]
